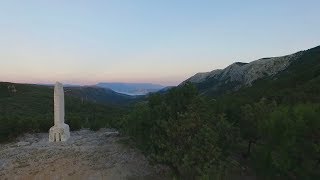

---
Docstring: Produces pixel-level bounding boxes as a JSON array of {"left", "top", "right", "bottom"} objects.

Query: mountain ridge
[
  {"left": 96, "top": 82, "right": 165, "bottom": 95},
  {"left": 182, "top": 47, "right": 310, "bottom": 96}
]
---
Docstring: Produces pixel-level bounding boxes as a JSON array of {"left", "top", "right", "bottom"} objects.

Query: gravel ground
[{"left": 0, "top": 129, "right": 168, "bottom": 180}]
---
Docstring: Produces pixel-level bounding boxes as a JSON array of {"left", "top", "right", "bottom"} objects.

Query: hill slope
[
  {"left": 122, "top": 45, "right": 320, "bottom": 179},
  {"left": 183, "top": 48, "right": 308, "bottom": 96},
  {"left": 214, "top": 45, "right": 320, "bottom": 104},
  {"left": 0, "top": 82, "right": 124, "bottom": 142},
  {"left": 65, "top": 86, "right": 142, "bottom": 106}
]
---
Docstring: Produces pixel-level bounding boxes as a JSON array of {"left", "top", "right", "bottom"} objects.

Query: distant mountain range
[
  {"left": 39, "top": 83, "right": 81, "bottom": 87},
  {"left": 96, "top": 82, "right": 165, "bottom": 95},
  {"left": 182, "top": 46, "right": 319, "bottom": 96},
  {"left": 5, "top": 83, "right": 143, "bottom": 106},
  {"left": 9, "top": 46, "right": 320, "bottom": 106},
  {"left": 65, "top": 86, "right": 143, "bottom": 106},
  {"left": 39, "top": 82, "right": 167, "bottom": 98}
]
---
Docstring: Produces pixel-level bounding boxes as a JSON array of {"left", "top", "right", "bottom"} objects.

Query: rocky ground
[{"left": 0, "top": 129, "right": 169, "bottom": 180}]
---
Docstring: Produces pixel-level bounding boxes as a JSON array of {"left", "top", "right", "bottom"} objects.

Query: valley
[
  {"left": 0, "top": 45, "right": 319, "bottom": 179},
  {"left": 1, "top": 1, "right": 319, "bottom": 179}
]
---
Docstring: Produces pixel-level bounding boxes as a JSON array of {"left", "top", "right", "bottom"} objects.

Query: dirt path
[{"left": 0, "top": 129, "right": 168, "bottom": 180}]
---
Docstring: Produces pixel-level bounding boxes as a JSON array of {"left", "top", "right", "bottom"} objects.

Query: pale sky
[{"left": 0, "top": 0, "right": 320, "bottom": 86}]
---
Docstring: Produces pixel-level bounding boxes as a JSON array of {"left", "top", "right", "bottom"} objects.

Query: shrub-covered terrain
[
  {"left": 0, "top": 83, "right": 124, "bottom": 142},
  {"left": 122, "top": 46, "right": 320, "bottom": 179},
  {"left": 122, "top": 85, "right": 319, "bottom": 179}
]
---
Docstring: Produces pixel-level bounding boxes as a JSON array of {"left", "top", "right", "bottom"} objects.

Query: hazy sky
[{"left": 0, "top": 0, "right": 319, "bottom": 86}]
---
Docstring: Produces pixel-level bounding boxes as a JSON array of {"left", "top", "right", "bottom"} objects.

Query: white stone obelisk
[{"left": 49, "top": 82, "right": 70, "bottom": 142}]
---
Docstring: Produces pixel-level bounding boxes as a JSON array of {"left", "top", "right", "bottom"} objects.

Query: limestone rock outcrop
[{"left": 183, "top": 50, "right": 304, "bottom": 94}]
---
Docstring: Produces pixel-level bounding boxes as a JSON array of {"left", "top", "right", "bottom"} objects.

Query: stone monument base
[{"left": 49, "top": 124, "right": 70, "bottom": 142}]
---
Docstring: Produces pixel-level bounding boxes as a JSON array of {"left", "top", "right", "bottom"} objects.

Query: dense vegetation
[
  {"left": 121, "top": 46, "right": 320, "bottom": 179},
  {"left": 122, "top": 84, "right": 239, "bottom": 179},
  {"left": 122, "top": 84, "right": 319, "bottom": 179},
  {"left": 0, "top": 83, "right": 124, "bottom": 142}
]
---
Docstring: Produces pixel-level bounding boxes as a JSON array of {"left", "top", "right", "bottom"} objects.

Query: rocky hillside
[{"left": 183, "top": 48, "right": 308, "bottom": 96}]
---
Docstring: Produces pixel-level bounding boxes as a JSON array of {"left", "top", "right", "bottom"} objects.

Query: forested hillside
[
  {"left": 0, "top": 83, "right": 124, "bottom": 142},
  {"left": 122, "top": 46, "right": 320, "bottom": 179}
]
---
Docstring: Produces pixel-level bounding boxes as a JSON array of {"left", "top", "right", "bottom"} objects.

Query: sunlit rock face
[
  {"left": 183, "top": 51, "right": 304, "bottom": 93},
  {"left": 49, "top": 82, "right": 70, "bottom": 142}
]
